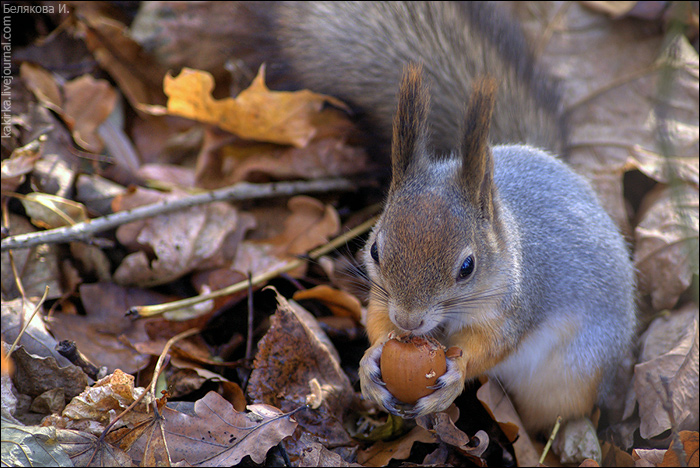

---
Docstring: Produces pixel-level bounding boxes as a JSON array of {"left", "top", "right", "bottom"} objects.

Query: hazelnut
[{"left": 380, "top": 334, "right": 447, "bottom": 404}]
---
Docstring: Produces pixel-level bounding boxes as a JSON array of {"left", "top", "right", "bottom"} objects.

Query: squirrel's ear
[
  {"left": 390, "top": 63, "right": 430, "bottom": 188},
  {"left": 460, "top": 77, "right": 497, "bottom": 219}
]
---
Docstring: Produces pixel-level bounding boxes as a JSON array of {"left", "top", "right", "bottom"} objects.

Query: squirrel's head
[{"left": 364, "top": 63, "right": 509, "bottom": 337}]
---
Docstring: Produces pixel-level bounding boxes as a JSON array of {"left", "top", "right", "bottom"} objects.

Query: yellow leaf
[
  {"left": 161, "top": 66, "right": 348, "bottom": 147},
  {"left": 20, "top": 193, "right": 89, "bottom": 229}
]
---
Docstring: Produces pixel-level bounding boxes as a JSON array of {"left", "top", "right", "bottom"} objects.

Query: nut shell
[{"left": 380, "top": 335, "right": 447, "bottom": 404}]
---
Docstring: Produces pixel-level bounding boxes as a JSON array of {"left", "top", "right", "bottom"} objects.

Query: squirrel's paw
[
  {"left": 359, "top": 341, "right": 405, "bottom": 415},
  {"left": 406, "top": 355, "right": 465, "bottom": 418},
  {"left": 360, "top": 342, "right": 465, "bottom": 419}
]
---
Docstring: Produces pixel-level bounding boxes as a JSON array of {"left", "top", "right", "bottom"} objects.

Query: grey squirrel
[{"left": 237, "top": 1, "right": 637, "bottom": 432}]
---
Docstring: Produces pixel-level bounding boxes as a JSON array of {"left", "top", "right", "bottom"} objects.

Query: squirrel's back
[
  {"left": 260, "top": 1, "right": 567, "bottom": 157},
  {"left": 491, "top": 146, "right": 635, "bottom": 423}
]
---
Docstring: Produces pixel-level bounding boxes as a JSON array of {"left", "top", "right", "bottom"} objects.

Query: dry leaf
[
  {"left": 476, "top": 377, "right": 539, "bottom": 466},
  {"left": 19, "top": 62, "right": 62, "bottom": 112},
  {"left": 248, "top": 290, "right": 355, "bottom": 449},
  {"left": 58, "top": 369, "right": 150, "bottom": 431},
  {"left": 267, "top": 195, "right": 340, "bottom": 256},
  {"left": 512, "top": 4, "right": 699, "bottom": 232},
  {"left": 130, "top": 392, "right": 298, "bottom": 466},
  {"left": 1, "top": 299, "right": 72, "bottom": 367},
  {"left": 55, "top": 427, "right": 133, "bottom": 467},
  {"left": 632, "top": 448, "right": 667, "bottom": 466},
  {"left": 47, "top": 283, "right": 156, "bottom": 374},
  {"left": 626, "top": 147, "right": 699, "bottom": 186},
  {"left": 634, "top": 184, "right": 699, "bottom": 310},
  {"left": 634, "top": 304, "right": 699, "bottom": 439},
  {"left": 297, "top": 432, "right": 363, "bottom": 467},
  {"left": 357, "top": 425, "right": 437, "bottom": 466},
  {"left": 293, "top": 285, "right": 363, "bottom": 322},
  {"left": 76, "top": 6, "right": 167, "bottom": 108},
  {"left": 20, "top": 63, "right": 118, "bottom": 153},
  {"left": 62, "top": 74, "right": 118, "bottom": 152},
  {"left": 136, "top": 163, "right": 197, "bottom": 189},
  {"left": 9, "top": 345, "right": 88, "bottom": 401},
  {"left": 20, "top": 193, "right": 88, "bottom": 229},
  {"left": 204, "top": 136, "right": 369, "bottom": 186},
  {"left": 660, "top": 430, "right": 699, "bottom": 467},
  {"left": 1, "top": 139, "right": 43, "bottom": 193},
  {"left": 600, "top": 441, "right": 636, "bottom": 467},
  {"left": 151, "top": 66, "right": 348, "bottom": 147},
  {"left": 112, "top": 188, "right": 255, "bottom": 287},
  {"left": 1, "top": 214, "right": 62, "bottom": 300}
]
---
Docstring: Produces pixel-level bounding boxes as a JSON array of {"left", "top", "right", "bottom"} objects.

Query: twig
[
  {"left": 149, "top": 328, "right": 201, "bottom": 401},
  {"left": 1, "top": 177, "right": 355, "bottom": 252},
  {"left": 129, "top": 214, "right": 379, "bottom": 318},
  {"left": 8, "top": 286, "right": 50, "bottom": 356},
  {"left": 538, "top": 415, "right": 563, "bottom": 465},
  {"left": 245, "top": 272, "right": 254, "bottom": 361}
]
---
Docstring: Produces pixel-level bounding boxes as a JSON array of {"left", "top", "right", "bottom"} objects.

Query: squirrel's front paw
[
  {"left": 405, "top": 355, "right": 465, "bottom": 418},
  {"left": 360, "top": 342, "right": 465, "bottom": 418},
  {"left": 359, "top": 341, "right": 406, "bottom": 416}
]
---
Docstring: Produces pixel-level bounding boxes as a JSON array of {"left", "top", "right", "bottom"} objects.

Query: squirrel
[{"left": 231, "top": 1, "right": 637, "bottom": 432}]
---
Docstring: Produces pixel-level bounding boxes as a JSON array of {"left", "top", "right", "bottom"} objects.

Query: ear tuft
[
  {"left": 391, "top": 63, "right": 431, "bottom": 187},
  {"left": 461, "top": 77, "right": 498, "bottom": 218}
]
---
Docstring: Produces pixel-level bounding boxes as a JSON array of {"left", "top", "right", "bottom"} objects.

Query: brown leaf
[
  {"left": 112, "top": 188, "right": 255, "bottom": 287},
  {"left": 632, "top": 448, "right": 667, "bottom": 466},
  {"left": 298, "top": 436, "right": 364, "bottom": 467},
  {"left": 634, "top": 184, "right": 699, "bottom": 310},
  {"left": 130, "top": 392, "right": 298, "bottom": 466},
  {"left": 357, "top": 425, "right": 437, "bottom": 466},
  {"left": 248, "top": 289, "right": 354, "bottom": 448},
  {"left": 634, "top": 304, "right": 699, "bottom": 439},
  {"left": 512, "top": 4, "right": 699, "bottom": 233},
  {"left": 48, "top": 283, "right": 158, "bottom": 374},
  {"left": 55, "top": 427, "right": 133, "bottom": 467},
  {"left": 150, "top": 66, "right": 348, "bottom": 148},
  {"left": 20, "top": 63, "right": 118, "bottom": 153},
  {"left": 660, "top": 431, "right": 699, "bottom": 467},
  {"left": 59, "top": 369, "right": 149, "bottom": 431},
  {"left": 76, "top": 6, "right": 167, "bottom": 108},
  {"left": 293, "top": 285, "right": 363, "bottom": 322},
  {"left": 19, "top": 62, "right": 62, "bottom": 112},
  {"left": 1, "top": 139, "right": 43, "bottom": 193},
  {"left": 626, "top": 148, "right": 699, "bottom": 186},
  {"left": 136, "top": 163, "right": 197, "bottom": 189},
  {"left": 62, "top": 74, "right": 118, "bottom": 152},
  {"left": 1, "top": 214, "right": 63, "bottom": 300},
  {"left": 417, "top": 409, "right": 490, "bottom": 462},
  {"left": 20, "top": 193, "right": 89, "bottom": 229},
  {"left": 10, "top": 346, "right": 88, "bottom": 401},
  {"left": 201, "top": 136, "right": 369, "bottom": 187},
  {"left": 600, "top": 441, "right": 636, "bottom": 467},
  {"left": 476, "top": 376, "right": 539, "bottom": 466},
  {"left": 267, "top": 195, "right": 340, "bottom": 256}
]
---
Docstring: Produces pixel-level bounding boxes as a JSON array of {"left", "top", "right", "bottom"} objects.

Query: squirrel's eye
[
  {"left": 458, "top": 255, "right": 475, "bottom": 280},
  {"left": 370, "top": 241, "right": 379, "bottom": 264}
]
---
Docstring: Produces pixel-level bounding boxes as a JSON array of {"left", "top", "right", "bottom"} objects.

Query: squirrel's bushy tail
[{"left": 231, "top": 1, "right": 567, "bottom": 157}]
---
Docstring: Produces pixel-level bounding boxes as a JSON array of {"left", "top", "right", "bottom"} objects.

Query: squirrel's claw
[
  {"left": 359, "top": 340, "right": 395, "bottom": 408},
  {"left": 360, "top": 340, "right": 466, "bottom": 419},
  {"left": 411, "top": 356, "right": 465, "bottom": 417}
]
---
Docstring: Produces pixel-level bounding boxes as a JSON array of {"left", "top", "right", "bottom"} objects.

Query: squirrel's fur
[{"left": 238, "top": 1, "right": 636, "bottom": 432}]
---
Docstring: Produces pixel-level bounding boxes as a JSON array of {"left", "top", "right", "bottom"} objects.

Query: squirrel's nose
[{"left": 393, "top": 314, "right": 424, "bottom": 332}]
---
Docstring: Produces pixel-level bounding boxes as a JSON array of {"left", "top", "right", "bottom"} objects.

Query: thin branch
[
  {"left": 129, "top": 214, "right": 379, "bottom": 318},
  {"left": 1, "top": 178, "right": 355, "bottom": 252}
]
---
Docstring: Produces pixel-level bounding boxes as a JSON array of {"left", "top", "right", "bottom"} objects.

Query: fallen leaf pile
[{"left": 1, "top": 2, "right": 698, "bottom": 467}]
